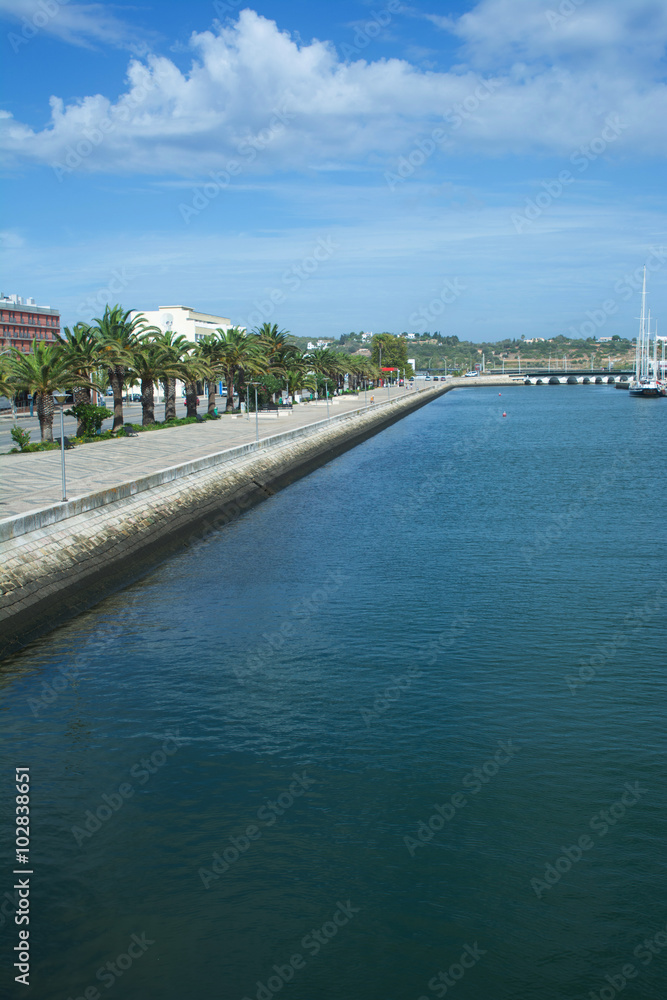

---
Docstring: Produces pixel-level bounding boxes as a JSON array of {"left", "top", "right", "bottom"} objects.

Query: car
[
  {"left": 130, "top": 393, "right": 142, "bottom": 402},
  {"left": 464, "top": 370, "right": 479, "bottom": 378}
]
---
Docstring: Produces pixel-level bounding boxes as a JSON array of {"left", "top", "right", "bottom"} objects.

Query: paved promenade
[
  {"left": 0, "top": 386, "right": 415, "bottom": 519},
  {"left": 0, "top": 377, "right": 517, "bottom": 521}
]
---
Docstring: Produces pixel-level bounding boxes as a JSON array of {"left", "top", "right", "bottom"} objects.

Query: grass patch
[{"left": 10, "top": 441, "right": 60, "bottom": 453}]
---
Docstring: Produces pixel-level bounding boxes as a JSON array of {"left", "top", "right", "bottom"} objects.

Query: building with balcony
[{"left": 0, "top": 293, "right": 60, "bottom": 352}]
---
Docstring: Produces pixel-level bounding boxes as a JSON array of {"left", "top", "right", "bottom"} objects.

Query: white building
[
  {"left": 307, "top": 339, "right": 334, "bottom": 350},
  {"left": 131, "top": 305, "right": 233, "bottom": 344}
]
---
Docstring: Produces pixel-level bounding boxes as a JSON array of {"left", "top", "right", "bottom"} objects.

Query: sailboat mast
[
  {"left": 638, "top": 267, "right": 647, "bottom": 379},
  {"left": 635, "top": 268, "right": 646, "bottom": 382}
]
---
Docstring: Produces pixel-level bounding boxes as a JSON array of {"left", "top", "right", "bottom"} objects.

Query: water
[{"left": 1, "top": 385, "right": 666, "bottom": 1000}]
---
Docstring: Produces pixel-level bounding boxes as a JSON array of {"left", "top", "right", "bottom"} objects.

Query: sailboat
[{"left": 629, "top": 268, "right": 665, "bottom": 397}]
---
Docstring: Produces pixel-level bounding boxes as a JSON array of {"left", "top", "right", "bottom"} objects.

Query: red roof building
[{"left": 0, "top": 293, "right": 60, "bottom": 353}]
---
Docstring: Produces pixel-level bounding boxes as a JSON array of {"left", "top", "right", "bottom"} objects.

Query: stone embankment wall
[{"left": 1, "top": 383, "right": 465, "bottom": 658}]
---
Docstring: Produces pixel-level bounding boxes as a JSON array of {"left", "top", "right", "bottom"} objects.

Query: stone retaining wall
[{"left": 0, "top": 384, "right": 449, "bottom": 659}]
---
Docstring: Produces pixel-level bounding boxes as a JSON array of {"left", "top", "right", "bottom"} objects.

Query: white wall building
[
  {"left": 131, "top": 305, "right": 233, "bottom": 344},
  {"left": 128, "top": 305, "right": 234, "bottom": 402}
]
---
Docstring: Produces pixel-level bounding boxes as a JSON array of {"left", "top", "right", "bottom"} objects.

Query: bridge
[
  {"left": 520, "top": 373, "right": 632, "bottom": 385},
  {"left": 420, "top": 367, "right": 635, "bottom": 380}
]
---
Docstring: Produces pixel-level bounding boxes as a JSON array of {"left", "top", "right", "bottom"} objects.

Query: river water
[{"left": 1, "top": 385, "right": 666, "bottom": 1000}]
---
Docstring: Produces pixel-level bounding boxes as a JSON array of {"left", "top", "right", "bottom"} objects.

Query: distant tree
[{"left": 371, "top": 333, "right": 409, "bottom": 373}]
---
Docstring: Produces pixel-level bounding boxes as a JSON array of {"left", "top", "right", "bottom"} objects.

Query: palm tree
[
  {"left": 55, "top": 322, "right": 102, "bottom": 434},
  {"left": 255, "top": 323, "right": 299, "bottom": 402},
  {"left": 131, "top": 338, "right": 178, "bottom": 426},
  {"left": 180, "top": 345, "right": 211, "bottom": 419},
  {"left": 0, "top": 350, "right": 13, "bottom": 400},
  {"left": 214, "top": 327, "right": 268, "bottom": 413},
  {"left": 255, "top": 323, "right": 293, "bottom": 363},
  {"left": 284, "top": 364, "right": 317, "bottom": 400},
  {"left": 92, "top": 304, "right": 148, "bottom": 431},
  {"left": 151, "top": 330, "right": 192, "bottom": 422},
  {"left": 6, "top": 342, "right": 78, "bottom": 442},
  {"left": 306, "top": 348, "right": 347, "bottom": 393}
]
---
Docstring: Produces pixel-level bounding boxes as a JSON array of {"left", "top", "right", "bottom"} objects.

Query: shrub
[
  {"left": 65, "top": 403, "right": 109, "bottom": 437},
  {"left": 10, "top": 425, "right": 31, "bottom": 451}
]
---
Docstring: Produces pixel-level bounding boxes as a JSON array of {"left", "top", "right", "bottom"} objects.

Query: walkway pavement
[{"left": 0, "top": 386, "right": 420, "bottom": 520}]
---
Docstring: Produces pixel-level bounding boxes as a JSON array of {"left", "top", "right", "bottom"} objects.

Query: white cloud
[
  {"left": 0, "top": 5, "right": 666, "bottom": 176},
  {"left": 0, "top": 228, "right": 25, "bottom": 248},
  {"left": 437, "top": 0, "right": 667, "bottom": 70},
  {"left": 0, "top": 0, "right": 154, "bottom": 51}
]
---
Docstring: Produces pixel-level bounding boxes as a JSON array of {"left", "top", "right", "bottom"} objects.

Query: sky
[{"left": 1, "top": 0, "right": 666, "bottom": 342}]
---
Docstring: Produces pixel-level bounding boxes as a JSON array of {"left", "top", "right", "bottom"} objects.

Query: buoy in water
[
  {"left": 499, "top": 392, "right": 502, "bottom": 396},
  {"left": 502, "top": 411, "right": 507, "bottom": 417}
]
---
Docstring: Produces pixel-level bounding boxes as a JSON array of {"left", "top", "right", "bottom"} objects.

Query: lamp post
[
  {"left": 323, "top": 379, "right": 330, "bottom": 419},
  {"left": 53, "top": 390, "right": 67, "bottom": 501},
  {"left": 247, "top": 381, "right": 260, "bottom": 442}
]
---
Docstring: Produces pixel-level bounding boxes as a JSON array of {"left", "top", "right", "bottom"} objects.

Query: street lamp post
[
  {"left": 247, "top": 382, "right": 260, "bottom": 442},
  {"left": 53, "top": 390, "right": 67, "bottom": 501},
  {"left": 323, "top": 379, "right": 330, "bottom": 419}
]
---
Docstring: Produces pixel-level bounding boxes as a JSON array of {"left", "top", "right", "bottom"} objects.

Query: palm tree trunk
[
  {"left": 185, "top": 380, "right": 198, "bottom": 418},
  {"left": 208, "top": 380, "right": 217, "bottom": 415},
  {"left": 225, "top": 374, "right": 235, "bottom": 412},
  {"left": 164, "top": 378, "right": 176, "bottom": 422},
  {"left": 73, "top": 382, "right": 92, "bottom": 436},
  {"left": 108, "top": 366, "right": 124, "bottom": 431},
  {"left": 36, "top": 391, "right": 54, "bottom": 442},
  {"left": 141, "top": 378, "right": 155, "bottom": 425}
]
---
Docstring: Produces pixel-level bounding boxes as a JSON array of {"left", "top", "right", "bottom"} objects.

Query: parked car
[
  {"left": 129, "top": 393, "right": 142, "bottom": 402},
  {"left": 464, "top": 370, "right": 479, "bottom": 378}
]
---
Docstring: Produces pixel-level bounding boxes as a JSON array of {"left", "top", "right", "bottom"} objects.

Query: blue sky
[{"left": 1, "top": 0, "right": 666, "bottom": 341}]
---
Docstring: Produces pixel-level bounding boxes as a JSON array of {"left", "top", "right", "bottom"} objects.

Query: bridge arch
[
  {"left": 566, "top": 375, "right": 580, "bottom": 384},
  {"left": 549, "top": 376, "right": 561, "bottom": 384}
]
